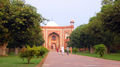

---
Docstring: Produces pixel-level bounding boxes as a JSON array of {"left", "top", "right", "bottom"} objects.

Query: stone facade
[{"left": 41, "top": 20, "right": 74, "bottom": 49}]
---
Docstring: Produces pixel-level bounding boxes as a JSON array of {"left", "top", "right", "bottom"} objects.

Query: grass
[
  {"left": 0, "top": 55, "right": 44, "bottom": 67},
  {"left": 73, "top": 52, "right": 120, "bottom": 61}
]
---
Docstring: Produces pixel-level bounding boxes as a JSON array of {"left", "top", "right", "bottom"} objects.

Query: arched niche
[{"left": 47, "top": 32, "right": 60, "bottom": 50}]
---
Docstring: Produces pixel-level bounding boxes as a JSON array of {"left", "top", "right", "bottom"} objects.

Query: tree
[
  {"left": 0, "top": 0, "right": 11, "bottom": 56},
  {"left": 100, "top": 0, "right": 120, "bottom": 52},
  {"left": 0, "top": 0, "right": 45, "bottom": 55},
  {"left": 68, "top": 0, "right": 120, "bottom": 54},
  {"left": 68, "top": 24, "right": 88, "bottom": 48},
  {"left": 6, "top": 0, "right": 45, "bottom": 48},
  {"left": 101, "top": 0, "right": 120, "bottom": 34}
]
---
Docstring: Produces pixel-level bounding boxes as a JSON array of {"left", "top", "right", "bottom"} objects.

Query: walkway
[{"left": 42, "top": 51, "right": 120, "bottom": 67}]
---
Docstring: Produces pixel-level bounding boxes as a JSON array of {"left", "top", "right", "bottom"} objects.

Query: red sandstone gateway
[{"left": 41, "top": 20, "right": 74, "bottom": 50}]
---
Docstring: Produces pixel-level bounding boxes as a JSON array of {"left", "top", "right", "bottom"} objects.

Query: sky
[{"left": 25, "top": 0, "right": 102, "bottom": 28}]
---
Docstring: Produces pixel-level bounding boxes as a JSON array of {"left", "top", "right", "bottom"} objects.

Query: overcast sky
[{"left": 25, "top": 0, "right": 102, "bottom": 28}]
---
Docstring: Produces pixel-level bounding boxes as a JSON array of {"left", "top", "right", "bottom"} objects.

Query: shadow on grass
[{"left": 15, "top": 62, "right": 35, "bottom": 64}]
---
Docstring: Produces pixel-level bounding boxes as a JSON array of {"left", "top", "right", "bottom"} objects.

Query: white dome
[{"left": 46, "top": 21, "right": 58, "bottom": 26}]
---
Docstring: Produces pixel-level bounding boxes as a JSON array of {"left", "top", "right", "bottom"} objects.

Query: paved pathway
[{"left": 42, "top": 51, "right": 120, "bottom": 67}]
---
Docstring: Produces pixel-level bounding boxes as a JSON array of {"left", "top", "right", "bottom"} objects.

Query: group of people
[{"left": 56, "top": 46, "right": 70, "bottom": 55}]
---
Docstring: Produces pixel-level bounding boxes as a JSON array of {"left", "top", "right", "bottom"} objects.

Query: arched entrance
[{"left": 48, "top": 32, "right": 60, "bottom": 50}]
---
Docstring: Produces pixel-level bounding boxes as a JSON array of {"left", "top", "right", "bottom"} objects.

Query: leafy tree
[
  {"left": 100, "top": 0, "right": 120, "bottom": 52},
  {"left": 68, "top": 15, "right": 115, "bottom": 53},
  {"left": 9, "top": 1, "right": 44, "bottom": 47},
  {"left": 101, "top": 0, "right": 120, "bottom": 34},
  {"left": 6, "top": 0, "right": 44, "bottom": 47},
  {"left": 0, "top": 0, "right": 45, "bottom": 55},
  {"left": 68, "top": 24, "right": 88, "bottom": 48},
  {"left": 68, "top": 0, "right": 120, "bottom": 54},
  {"left": 0, "top": 0, "right": 12, "bottom": 55}
]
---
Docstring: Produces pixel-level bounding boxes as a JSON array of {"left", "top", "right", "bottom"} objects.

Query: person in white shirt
[{"left": 61, "top": 46, "right": 64, "bottom": 55}]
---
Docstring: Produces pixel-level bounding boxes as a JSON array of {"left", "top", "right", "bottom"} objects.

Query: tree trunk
[
  {"left": 27, "top": 57, "right": 31, "bottom": 64},
  {"left": 107, "top": 46, "right": 111, "bottom": 54},
  {"left": 90, "top": 45, "right": 94, "bottom": 54},
  {"left": 15, "top": 48, "right": 19, "bottom": 55},
  {"left": 0, "top": 42, "right": 8, "bottom": 56}
]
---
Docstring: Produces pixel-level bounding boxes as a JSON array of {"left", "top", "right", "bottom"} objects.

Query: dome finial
[{"left": 70, "top": 19, "right": 74, "bottom": 25}]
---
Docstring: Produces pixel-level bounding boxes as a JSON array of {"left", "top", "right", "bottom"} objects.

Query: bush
[
  {"left": 94, "top": 44, "right": 107, "bottom": 57},
  {"left": 35, "top": 46, "right": 48, "bottom": 58},
  {"left": 19, "top": 45, "right": 48, "bottom": 64},
  {"left": 20, "top": 46, "right": 36, "bottom": 64},
  {"left": 72, "top": 48, "right": 79, "bottom": 53}
]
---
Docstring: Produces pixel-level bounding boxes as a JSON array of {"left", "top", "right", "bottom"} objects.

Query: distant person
[
  {"left": 56, "top": 48, "right": 59, "bottom": 53},
  {"left": 61, "top": 46, "right": 64, "bottom": 55},
  {"left": 66, "top": 47, "right": 69, "bottom": 55}
]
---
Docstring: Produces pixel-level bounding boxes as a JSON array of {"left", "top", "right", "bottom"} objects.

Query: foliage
[
  {"left": 102, "top": 0, "right": 114, "bottom": 5},
  {"left": 20, "top": 46, "right": 35, "bottom": 64},
  {"left": 19, "top": 45, "right": 48, "bottom": 64},
  {"left": 68, "top": 24, "right": 89, "bottom": 48},
  {"left": 68, "top": 0, "right": 120, "bottom": 53},
  {"left": 72, "top": 48, "right": 79, "bottom": 53},
  {"left": 0, "top": 0, "right": 45, "bottom": 47},
  {"left": 101, "top": 0, "right": 120, "bottom": 34},
  {"left": 33, "top": 46, "right": 48, "bottom": 58},
  {"left": 94, "top": 44, "right": 107, "bottom": 57},
  {"left": 0, "top": 0, "right": 10, "bottom": 45}
]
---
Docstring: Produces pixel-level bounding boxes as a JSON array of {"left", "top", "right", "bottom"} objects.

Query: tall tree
[
  {"left": 0, "top": 0, "right": 11, "bottom": 56},
  {"left": 101, "top": 0, "right": 120, "bottom": 33},
  {"left": 7, "top": 0, "right": 45, "bottom": 47},
  {"left": 0, "top": 0, "right": 45, "bottom": 55},
  {"left": 68, "top": 0, "right": 120, "bottom": 53}
]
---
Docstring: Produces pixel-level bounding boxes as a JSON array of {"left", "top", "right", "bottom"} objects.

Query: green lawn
[
  {"left": 73, "top": 52, "right": 120, "bottom": 61},
  {"left": 0, "top": 55, "right": 43, "bottom": 67}
]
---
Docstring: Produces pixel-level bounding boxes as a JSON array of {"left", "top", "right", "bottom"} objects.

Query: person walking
[
  {"left": 66, "top": 47, "right": 69, "bottom": 55},
  {"left": 56, "top": 47, "right": 59, "bottom": 53},
  {"left": 61, "top": 46, "right": 64, "bottom": 55}
]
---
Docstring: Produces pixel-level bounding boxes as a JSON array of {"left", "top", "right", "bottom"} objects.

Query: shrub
[
  {"left": 20, "top": 46, "right": 36, "bottom": 64},
  {"left": 19, "top": 45, "right": 48, "bottom": 64},
  {"left": 35, "top": 46, "right": 48, "bottom": 58},
  {"left": 72, "top": 48, "right": 79, "bottom": 53},
  {"left": 94, "top": 44, "right": 107, "bottom": 57}
]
